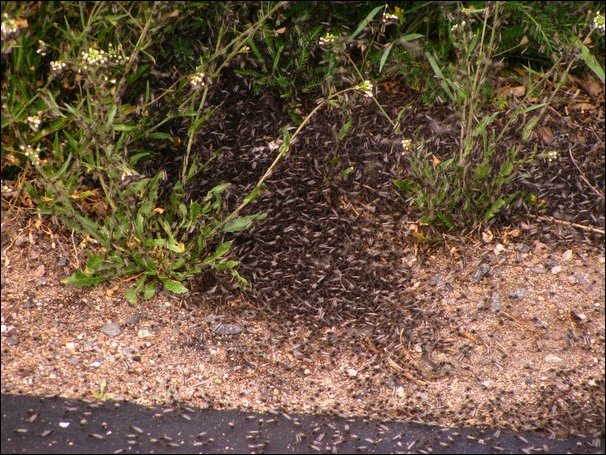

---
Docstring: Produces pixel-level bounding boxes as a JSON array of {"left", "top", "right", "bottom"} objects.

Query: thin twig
[
  {"left": 527, "top": 213, "right": 604, "bottom": 235},
  {"left": 568, "top": 145, "right": 605, "bottom": 200}
]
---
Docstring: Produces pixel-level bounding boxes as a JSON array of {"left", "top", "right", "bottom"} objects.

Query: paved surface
[{"left": 1, "top": 394, "right": 603, "bottom": 454}]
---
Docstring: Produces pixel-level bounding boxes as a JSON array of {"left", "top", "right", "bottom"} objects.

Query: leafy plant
[{"left": 2, "top": 1, "right": 283, "bottom": 303}]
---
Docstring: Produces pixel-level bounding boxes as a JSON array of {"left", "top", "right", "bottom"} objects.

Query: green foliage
[
  {"left": 387, "top": 2, "right": 602, "bottom": 232},
  {"left": 1, "top": 1, "right": 282, "bottom": 303}
]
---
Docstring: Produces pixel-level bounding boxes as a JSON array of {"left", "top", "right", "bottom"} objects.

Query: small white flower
[
  {"left": 20, "top": 144, "right": 42, "bottom": 166},
  {"left": 544, "top": 150, "right": 558, "bottom": 162},
  {"left": 357, "top": 80, "right": 374, "bottom": 98},
  {"left": 36, "top": 40, "right": 48, "bottom": 56},
  {"left": 401, "top": 138, "right": 413, "bottom": 151},
  {"left": 26, "top": 115, "right": 42, "bottom": 131},
  {"left": 594, "top": 11, "right": 605, "bottom": 34},
  {"left": 1, "top": 14, "right": 21, "bottom": 37},
  {"left": 319, "top": 33, "right": 336, "bottom": 46},
  {"left": 50, "top": 60, "right": 67, "bottom": 74},
  {"left": 189, "top": 72, "right": 205, "bottom": 89},
  {"left": 382, "top": 12, "right": 399, "bottom": 23}
]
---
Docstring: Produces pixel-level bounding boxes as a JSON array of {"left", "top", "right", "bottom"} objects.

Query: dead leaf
[
  {"left": 431, "top": 154, "right": 441, "bottom": 168},
  {"left": 570, "top": 102, "right": 596, "bottom": 112},
  {"left": 482, "top": 230, "right": 494, "bottom": 243},
  {"left": 33, "top": 264, "right": 46, "bottom": 278},
  {"left": 538, "top": 126, "right": 554, "bottom": 145},
  {"left": 496, "top": 85, "right": 525, "bottom": 97}
]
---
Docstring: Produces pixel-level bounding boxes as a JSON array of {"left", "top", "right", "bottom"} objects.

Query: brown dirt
[
  {"left": 1, "top": 72, "right": 605, "bottom": 440},
  {"left": 1, "top": 209, "right": 604, "bottom": 440}
]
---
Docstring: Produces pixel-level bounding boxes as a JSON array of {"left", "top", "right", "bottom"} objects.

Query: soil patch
[{"left": 1, "top": 72, "right": 604, "bottom": 441}]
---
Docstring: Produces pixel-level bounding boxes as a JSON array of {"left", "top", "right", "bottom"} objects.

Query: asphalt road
[{"left": 1, "top": 394, "right": 603, "bottom": 454}]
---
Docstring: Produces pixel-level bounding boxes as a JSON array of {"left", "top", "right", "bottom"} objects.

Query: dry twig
[{"left": 528, "top": 213, "right": 604, "bottom": 235}]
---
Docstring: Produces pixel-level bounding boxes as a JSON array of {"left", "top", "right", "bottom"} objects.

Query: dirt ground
[{"left": 1, "top": 71, "right": 605, "bottom": 442}]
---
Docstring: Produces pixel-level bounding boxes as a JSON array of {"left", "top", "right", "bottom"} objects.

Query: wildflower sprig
[
  {"left": 20, "top": 145, "right": 42, "bottom": 167},
  {"left": 593, "top": 11, "right": 605, "bottom": 34},
  {"left": 319, "top": 32, "right": 336, "bottom": 46},
  {"left": 357, "top": 80, "right": 374, "bottom": 97}
]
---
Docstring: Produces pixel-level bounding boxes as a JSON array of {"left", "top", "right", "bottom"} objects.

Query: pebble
[
  {"left": 65, "top": 342, "right": 77, "bottom": 351},
  {"left": 514, "top": 243, "right": 531, "bottom": 253},
  {"left": 126, "top": 313, "right": 143, "bottom": 325},
  {"left": 137, "top": 329, "right": 153, "bottom": 338},
  {"left": 550, "top": 265, "right": 563, "bottom": 274},
  {"left": 470, "top": 263, "right": 490, "bottom": 282},
  {"left": 574, "top": 273, "right": 590, "bottom": 285},
  {"left": 101, "top": 323, "right": 121, "bottom": 337},
  {"left": 213, "top": 324, "right": 242, "bottom": 335},
  {"left": 509, "top": 288, "right": 530, "bottom": 300},
  {"left": 543, "top": 354, "right": 563, "bottom": 363},
  {"left": 7, "top": 336, "right": 19, "bottom": 346},
  {"left": 346, "top": 368, "right": 358, "bottom": 378},
  {"left": 490, "top": 292, "right": 502, "bottom": 312}
]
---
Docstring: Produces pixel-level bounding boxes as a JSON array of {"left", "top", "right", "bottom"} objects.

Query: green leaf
[
  {"left": 204, "top": 240, "right": 233, "bottom": 265},
  {"left": 337, "top": 119, "right": 353, "bottom": 141},
  {"left": 222, "top": 213, "right": 267, "bottom": 233},
  {"left": 125, "top": 286, "right": 138, "bottom": 304},
  {"left": 142, "top": 282, "right": 156, "bottom": 300},
  {"left": 348, "top": 5, "right": 385, "bottom": 41},
  {"left": 577, "top": 39, "right": 605, "bottom": 83},
  {"left": 62, "top": 271, "right": 105, "bottom": 287},
  {"left": 166, "top": 239, "right": 185, "bottom": 253},
  {"left": 85, "top": 254, "right": 104, "bottom": 274},
  {"left": 113, "top": 124, "right": 135, "bottom": 132},
  {"left": 161, "top": 278, "right": 189, "bottom": 294},
  {"left": 484, "top": 198, "right": 507, "bottom": 221},
  {"left": 214, "top": 260, "right": 240, "bottom": 271},
  {"left": 105, "top": 104, "right": 117, "bottom": 132},
  {"left": 379, "top": 42, "right": 394, "bottom": 73},
  {"left": 392, "top": 178, "right": 413, "bottom": 194},
  {"left": 522, "top": 115, "right": 541, "bottom": 142}
]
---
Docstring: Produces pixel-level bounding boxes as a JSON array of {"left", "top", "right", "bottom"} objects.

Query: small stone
[
  {"left": 543, "top": 354, "right": 562, "bottom": 363},
  {"left": 490, "top": 292, "right": 502, "bottom": 312},
  {"left": 0, "top": 324, "right": 7, "bottom": 333},
  {"left": 100, "top": 323, "right": 121, "bottom": 338},
  {"left": 470, "top": 263, "right": 490, "bottom": 282},
  {"left": 395, "top": 386, "right": 405, "bottom": 398},
  {"left": 126, "top": 313, "right": 143, "bottom": 325},
  {"left": 7, "top": 336, "right": 18, "bottom": 346},
  {"left": 90, "top": 360, "right": 102, "bottom": 368},
  {"left": 65, "top": 342, "right": 77, "bottom": 351},
  {"left": 346, "top": 368, "right": 358, "bottom": 378},
  {"left": 59, "top": 422, "right": 70, "bottom": 428},
  {"left": 67, "top": 357, "right": 79, "bottom": 365},
  {"left": 514, "top": 243, "right": 531, "bottom": 253},
  {"left": 509, "top": 288, "right": 530, "bottom": 300},
  {"left": 137, "top": 329, "right": 153, "bottom": 338},
  {"left": 213, "top": 323, "right": 242, "bottom": 335},
  {"left": 550, "top": 265, "right": 562, "bottom": 274},
  {"left": 562, "top": 250, "right": 573, "bottom": 262},
  {"left": 57, "top": 256, "right": 68, "bottom": 266},
  {"left": 532, "top": 265, "right": 547, "bottom": 274},
  {"left": 493, "top": 243, "right": 506, "bottom": 255},
  {"left": 481, "top": 380, "right": 491, "bottom": 388},
  {"left": 574, "top": 273, "right": 590, "bottom": 285}
]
